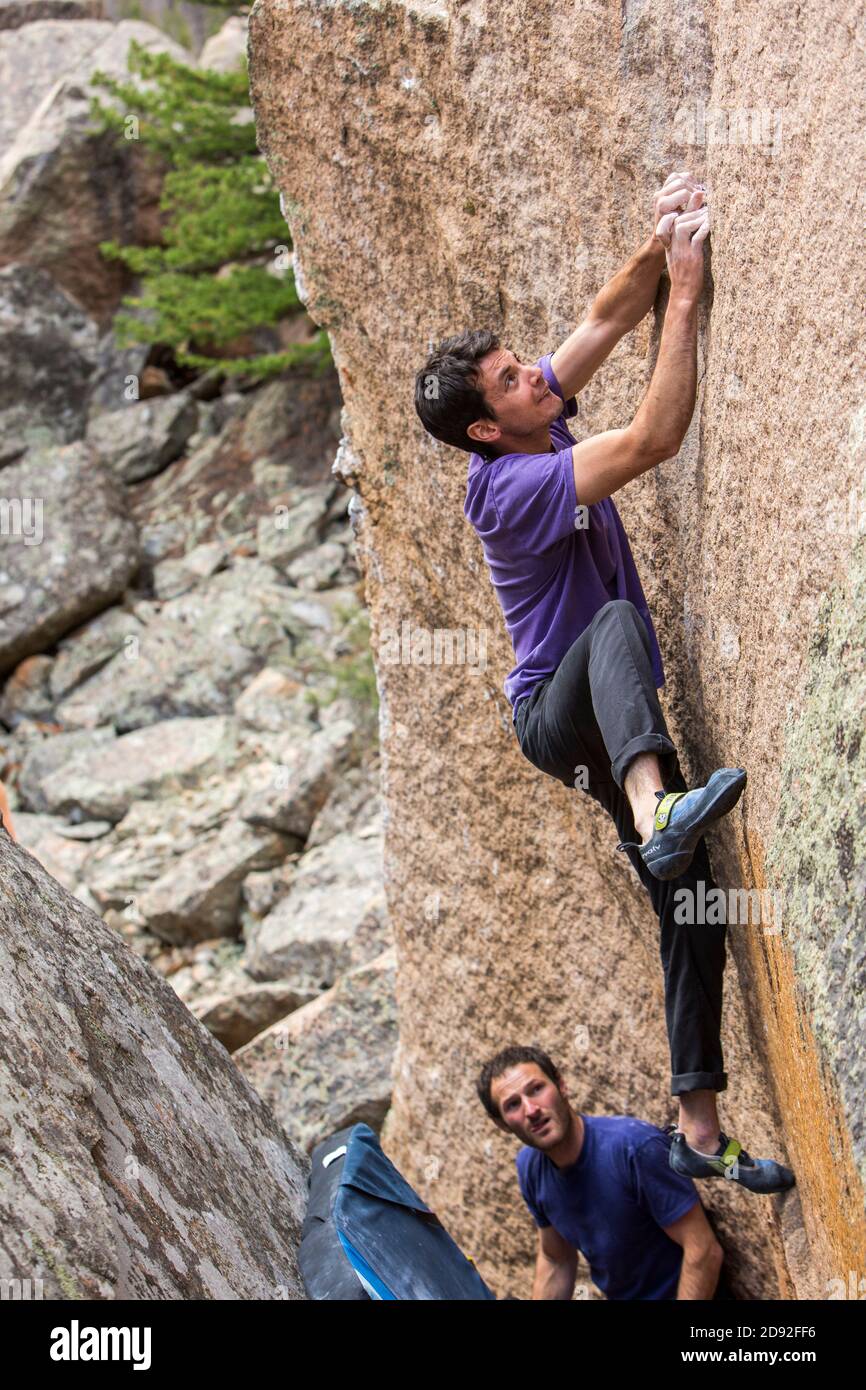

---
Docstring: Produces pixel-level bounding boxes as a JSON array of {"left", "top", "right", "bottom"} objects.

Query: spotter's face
[{"left": 490, "top": 1062, "right": 571, "bottom": 1150}]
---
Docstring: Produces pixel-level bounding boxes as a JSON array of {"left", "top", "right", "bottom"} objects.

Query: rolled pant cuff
[
  {"left": 611, "top": 732, "right": 678, "bottom": 793},
  {"left": 671, "top": 1070, "right": 728, "bottom": 1095}
]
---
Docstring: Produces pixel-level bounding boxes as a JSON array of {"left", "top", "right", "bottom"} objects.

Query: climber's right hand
[{"left": 663, "top": 191, "right": 710, "bottom": 302}]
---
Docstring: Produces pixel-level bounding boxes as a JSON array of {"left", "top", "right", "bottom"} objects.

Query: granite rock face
[
  {"left": 248, "top": 0, "right": 865, "bottom": 1298},
  {"left": 0, "top": 829, "right": 309, "bottom": 1299},
  {"left": 245, "top": 825, "right": 388, "bottom": 988}
]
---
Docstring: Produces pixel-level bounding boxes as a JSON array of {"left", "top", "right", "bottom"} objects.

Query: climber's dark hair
[
  {"left": 414, "top": 328, "right": 502, "bottom": 461},
  {"left": 476, "top": 1044, "right": 563, "bottom": 1123}
]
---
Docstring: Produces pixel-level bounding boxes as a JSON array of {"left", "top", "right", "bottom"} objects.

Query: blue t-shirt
[
  {"left": 464, "top": 351, "right": 665, "bottom": 718},
  {"left": 516, "top": 1115, "right": 699, "bottom": 1301}
]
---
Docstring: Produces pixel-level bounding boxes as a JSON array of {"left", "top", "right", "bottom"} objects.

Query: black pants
[{"left": 514, "top": 600, "right": 727, "bottom": 1096}]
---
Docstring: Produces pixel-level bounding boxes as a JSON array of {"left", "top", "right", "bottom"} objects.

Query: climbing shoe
[
  {"left": 666, "top": 1126, "right": 796, "bottom": 1195},
  {"left": 615, "top": 767, "right": 747, "bottom": 881}
]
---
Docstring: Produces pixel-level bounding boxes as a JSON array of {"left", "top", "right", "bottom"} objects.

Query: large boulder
[
  {"left": 17, "top": 725, "right": 117, "bottom": 813},
  {"left": 0, "top": 20, "right": 191, "bottom": 321},
  {"left": 199, "top": 14, "right": 247, "bottom": 74},
  {"left": 84, "top": 774, "right": 257, "bottom": 912},
  {"left": 233, "top": 666, "right": 316, "bottom": 735},
  {"left": 286, "top": 540, "right": 347, "bottom": 590},
  {"left": 306, "top": 762, "right": 381, "bottom": 849},
  {"left": 86, "top": 394, "right": 200, "bottom": 484},
  {"left": 256, "top": 485, "right": 336, "bottom": 567},
  {"left": 0, "top": 827, "right": 309, "bottom": 1298},
  {"left": 136, "top": 819, "right": 293, "bottom": 945},
  {"left": 49, "top": 606, "right": 145, "bottom": 704},
  {"left": 0, "top": 442, "right": 139, "bottom": 677},
  {"left": 248, "top": 0, "right": 865, "bottom": 1297},
  {"left": 0, "top": 16, "right": 109, "bottom": 147},
  {"left": 245, "top": 826, "right": 389, "bottom": 987},
  {"left": 152, "top": 540, "right": 228, "bottom": 601},
  {"left": 174, "top": 953, "right": 316, "bottom": 1053},
  {"left": 38, "top": 716, "right": 240, "bottom": 822},
  {"left": 235, "top": 948, "right": 397, "bottom": 1154},
  {"left": 0, "top": 264, "right": 99, "bottom": 461},
  {"left": 190, "top": 980, "right": 313, "bottom": 1054},
  {"left": 239, "top": 718, "right": 360, "bottom": 839}
]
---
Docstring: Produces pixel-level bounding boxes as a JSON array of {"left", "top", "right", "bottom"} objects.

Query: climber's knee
[{"left": 591, "top": 598, "right": 638, "bottom": 627}]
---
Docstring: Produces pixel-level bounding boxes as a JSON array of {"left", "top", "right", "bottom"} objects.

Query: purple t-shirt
[
  {"left": 464, "top": 351, "right": 665, "bottom": 718},
  {"left": 516, "top": 1115, "right": 698, "bottom": 1301}
]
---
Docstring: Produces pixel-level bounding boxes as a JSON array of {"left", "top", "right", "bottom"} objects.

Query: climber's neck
[{"left": 489, "top": 424, "right": 555, "bottom": 458}]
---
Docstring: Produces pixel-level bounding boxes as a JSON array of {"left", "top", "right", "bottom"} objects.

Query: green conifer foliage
[{"left": 90, "top": 39, "right": 331, "bottom": 380}]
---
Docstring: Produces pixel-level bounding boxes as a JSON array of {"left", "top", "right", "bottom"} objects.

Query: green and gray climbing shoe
[
  {"left": 616, "top": 767, "right": 747, "bottom": 881},
  {"left": 666, "top": 1126, "right": 796, "bottom": 1195}
]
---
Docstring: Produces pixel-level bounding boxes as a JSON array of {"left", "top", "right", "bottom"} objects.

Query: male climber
[{"left": 414, "top": 171, "right": 794, "bottom": 1194}]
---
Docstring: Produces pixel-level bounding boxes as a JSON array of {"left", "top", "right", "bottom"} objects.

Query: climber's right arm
[
  {"left": 569, "top": 296, "right": 698, "bottom": 506},
  {"left": 570, "top": 200, "right": 708, "bottom": 508},
  {"left": 531, "top": 1224, "right": 578, "bottom": 1299}
]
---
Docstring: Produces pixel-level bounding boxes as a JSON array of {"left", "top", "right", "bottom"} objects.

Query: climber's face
[
  {"left": 490, "top": 1062, "right": 573, "bottom": 1150},
  {"left": 468, "top": 347, "right": 561, "bottom": 456}
]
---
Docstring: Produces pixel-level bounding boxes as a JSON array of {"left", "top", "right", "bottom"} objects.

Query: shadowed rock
[
  {"left": 0, "top": 20, "right": 190, "bottom": 320},
  {"left": 0, "top": 264, "right": 99, "bottom": 459},
  {"left": 190, "top": 978, "right": 317, "bottom": 1054},
  {"left": 0, "top": 442, "right": 139, "bottom": 677}
]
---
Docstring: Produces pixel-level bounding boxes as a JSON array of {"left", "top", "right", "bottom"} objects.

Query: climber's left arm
[{"left": 551, "top": 171, "right": 705, "bottom": 400}]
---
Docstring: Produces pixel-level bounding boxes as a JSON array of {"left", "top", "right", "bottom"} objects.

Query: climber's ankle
[
  {"left": 634, "top": 808, "right": 659, "bottom": 844},
  {"left": 677, "top": 1090, "right": 720, "bottom": 1151},
  {"left": 624, "top": 752, "right": 666, "bottom": 837},
  {"left": 681, "top": 1124, "right": 723, "bottom": 1153}
]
